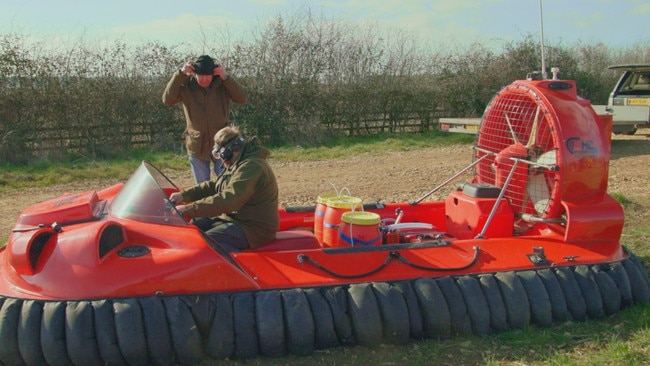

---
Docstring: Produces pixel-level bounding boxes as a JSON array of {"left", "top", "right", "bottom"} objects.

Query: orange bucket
[
  {"left": 338, "top": 211, "right": 381, "bottom": 247},
  {"left": 314, "top": 192, "right": 339, "bottom": 244},
  {"left": 322, "top": 196, "right": 362, "bottom": 247}
]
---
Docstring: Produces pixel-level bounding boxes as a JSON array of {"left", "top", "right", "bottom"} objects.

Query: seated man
[{"left": 170, "top": 126, "right": 279, "bottom": 250}]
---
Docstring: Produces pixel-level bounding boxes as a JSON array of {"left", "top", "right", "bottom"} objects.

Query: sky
[{"left": 1, "top": 0, "right": 648, "bottom": 52}]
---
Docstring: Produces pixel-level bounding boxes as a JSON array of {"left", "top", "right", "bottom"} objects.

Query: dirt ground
[{"left": 2, "top": 133, "right": 649, "bottom": 242}]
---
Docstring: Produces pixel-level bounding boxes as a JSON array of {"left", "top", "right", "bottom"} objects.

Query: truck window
[
  {"left": 633, "top": 74, "right": 650, "bottom": 93},
  {"left": 617, "top": 73, "right": 650, "bottom": 96}
]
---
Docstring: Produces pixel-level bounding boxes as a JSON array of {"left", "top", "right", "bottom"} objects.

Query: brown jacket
[
  {"left": 162, "top": 70, "right": 247, "bottom": 160},
  {"left": 180, "top": 137, "right": 279, "bottom": 249}
]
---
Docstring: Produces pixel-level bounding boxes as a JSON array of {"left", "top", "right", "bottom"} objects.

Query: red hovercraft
[{"left": 2, "top": 75, "right": 649, "bottom": 366}]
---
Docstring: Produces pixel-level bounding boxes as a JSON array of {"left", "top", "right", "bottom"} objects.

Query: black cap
[{"left": 194, "top": 55, "right": 215, "bottom": 75}]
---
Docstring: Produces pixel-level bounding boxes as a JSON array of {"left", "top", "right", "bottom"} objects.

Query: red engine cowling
[{"left": 474, "top": 79, "right": 622, "bottom": 241}]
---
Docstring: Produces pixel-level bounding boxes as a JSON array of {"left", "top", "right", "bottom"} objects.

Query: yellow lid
[
  {"left": 317, "top": 192, "right": 340, "bottom": 204},
  {"left": 327, "top": 196, "right": 362, "bottom": 209},
  {"left": 341, "top": 211, "right": 381, "bottom": 225}
]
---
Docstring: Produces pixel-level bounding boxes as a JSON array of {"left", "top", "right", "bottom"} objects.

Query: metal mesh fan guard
[{"left": 474, "top": 83, "right": 561, "bottom": 219}]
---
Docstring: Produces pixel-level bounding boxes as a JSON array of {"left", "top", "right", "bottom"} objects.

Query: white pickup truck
[
  {"left": 441, "top": 64, "right": 650, "bottom": 135},
  {"left": 591, "top": 64, "right": 650, "bottom": 135}
]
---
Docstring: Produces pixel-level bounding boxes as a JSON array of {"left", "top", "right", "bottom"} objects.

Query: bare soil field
[{"left": 2, "top": 133, "right": 650, "bottom": 243}]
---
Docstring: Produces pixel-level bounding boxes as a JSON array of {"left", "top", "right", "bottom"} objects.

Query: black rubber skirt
[{"left": 0, "top": 255, "right": 648, "bottom": 365}]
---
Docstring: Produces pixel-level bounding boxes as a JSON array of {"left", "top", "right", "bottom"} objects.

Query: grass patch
[
  {"left": 611, "top": 192, "right": 634, "bottom": 207},
  {"left": 201, "top": 305, "right": 650, "bottom": 366},
  {"left": 1, "top": 132, "right": 475, "bottom": 192},
  {"left": 0, "top": 151, "right": 189, "bottom": 193},
  {"left": 271, "top": 130, "right": 474, "bottom": 161},
  {"left": 196, "top": 305, "right": 650, "bottom": 366}
]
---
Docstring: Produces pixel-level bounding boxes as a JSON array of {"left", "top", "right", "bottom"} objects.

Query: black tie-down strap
[{"left": 296, "top": 246, "right": 481, "bottom": 279}]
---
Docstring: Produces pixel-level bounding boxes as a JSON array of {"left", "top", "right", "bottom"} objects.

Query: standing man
[{"left": 163, "top": 55, "right": 248, "bottom": 183}]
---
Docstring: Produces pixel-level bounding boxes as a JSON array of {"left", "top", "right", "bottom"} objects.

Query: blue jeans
[
  {"left": 192, "top": 217, "right": 250, "bottom": 251},
  {"left": 189, "top": 155, "right": 223, "bottom": 184}
]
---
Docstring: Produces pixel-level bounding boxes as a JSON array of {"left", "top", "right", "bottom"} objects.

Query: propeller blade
[
  {"left": 526, "top": 106, "right": 541, "bottom": 150},
  {"left": 537, "top": 150, "right": 556, "bottom": 166},
  {"left": 526, "top": 149, "right": 556, "bottom": 215},
  {"left": 503, "top": 112, "right": 520, "bottom": 144},
  {"left": 527, "top": 173, "right": 551, "bottom": 215}
]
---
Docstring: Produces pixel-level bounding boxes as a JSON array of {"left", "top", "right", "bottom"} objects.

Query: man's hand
[
  {"left": 181, "top": 60, "right": 195, "bottom": 76},
  {"left": 213, "top": 64, "right": 228, "bottom": 80},
  {"left": 169, "top": 192, "right": 184, "bottom": 204},
  {"left": 175, "top": 204, "right": 188, "bottom": 214}
]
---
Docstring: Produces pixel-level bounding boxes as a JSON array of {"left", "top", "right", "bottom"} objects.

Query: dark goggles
[{"left": 212, "top": 136, "right": 244, "bottom": 161}]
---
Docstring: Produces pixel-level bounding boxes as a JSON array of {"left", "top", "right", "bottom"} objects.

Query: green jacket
[
  {"left": 162, "top": 70, "right": 248, "bottom": 160},
  {"left": 180, "top": 137, "right": 279, "bottom": 249}
]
